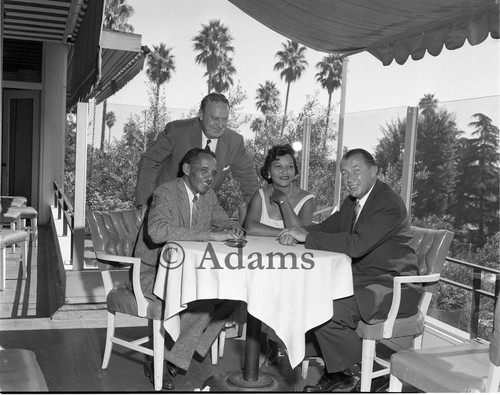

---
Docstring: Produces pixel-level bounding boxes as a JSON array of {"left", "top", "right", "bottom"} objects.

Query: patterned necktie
[
  {"left": 191, "top": 195, "right": 199, "bottom": 227},
  {"left": 205, "top": 139, "right": 212, "bottom": 151},
  {"left": 351, "top": 201, "right": 361, "bottom": 232}
]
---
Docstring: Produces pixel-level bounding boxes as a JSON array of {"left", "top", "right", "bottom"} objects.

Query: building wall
[{"left": 40, "top": 42, "right": 67, "bottom": 225}]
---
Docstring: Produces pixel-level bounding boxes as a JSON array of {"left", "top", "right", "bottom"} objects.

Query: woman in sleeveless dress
[
  {"left": 243, "top": 144, "right": 315, "bottom": 236},
  {"left": 243, "top": 144, "right": 316, "bottom": 364}
]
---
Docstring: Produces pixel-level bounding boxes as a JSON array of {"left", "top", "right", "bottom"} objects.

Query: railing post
[
  {"left": 471, "top": 267, "right": 481, "bottom": 339},
  {"left": 62, "top": 200, "right": 68, "bottom": 236}
]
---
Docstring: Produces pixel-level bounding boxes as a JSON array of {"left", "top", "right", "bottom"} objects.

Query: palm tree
[
  {"left": 193, "top": 20, "right": 234, "bottom": 94},
  {"left": 255, "top": 81, "right": 280, "bottom": 127},
  {"left": 419, "top": 94, "right": 439, "bottom": 120},
  {"left": 101, "top": 0, "right": 134, "bottom": 150},
  {"left": 103, "top": 0, "right": 134, "bottom": 32},
  {"left": 274, "top": 40, "right": 308, "bottom": 135},
  {"left": 209, "top": 57, "right": 236, "bottom": 93},
  {"left": 315, "top": 54, "right": 342, "bottom": 146},
  {"left": 145, "top": 43, "right": 176, "bottom": 133},
  {"left": 105, "top": 111, "right": 116, "bottom": 144}
]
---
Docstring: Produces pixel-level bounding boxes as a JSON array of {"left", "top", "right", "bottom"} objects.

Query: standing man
[
  {"left": 278, "top": 148, "right": 421, "bottom": 392},
  {"left": 136, "top": 92, "right": 260, "bottom": 212},
  {"left": 135, "top": 148, "right": 245, "bottom": 390}
]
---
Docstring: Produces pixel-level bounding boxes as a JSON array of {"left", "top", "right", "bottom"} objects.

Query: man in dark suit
[
  {"left": 278, "top": 148, "right": 421, "bottom": 392},
  {"left": 136, "top": 92, "right": 260, "bottom": 212},
  {"left": 135, "top": 148, "right": 245, "bottom": 390}
]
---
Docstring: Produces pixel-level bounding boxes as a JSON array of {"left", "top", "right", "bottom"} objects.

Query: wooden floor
[{"left": 0, "top": 224, "right": 414, "bottom": 392}]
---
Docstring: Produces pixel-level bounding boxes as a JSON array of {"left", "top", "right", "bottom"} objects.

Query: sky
[{"left": 103, "top": 0, "right": 500, "bottom": 152}]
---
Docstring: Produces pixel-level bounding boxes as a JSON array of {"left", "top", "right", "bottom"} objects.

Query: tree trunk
[
  {"left": 324, "top": 93, "right": 332, "bottom": 153},
  {"left": 281, "top": 82, "right": 291, "bottom": 136},
  {"left": 100, "top": 100, "right": 107, "bottom": 150}
]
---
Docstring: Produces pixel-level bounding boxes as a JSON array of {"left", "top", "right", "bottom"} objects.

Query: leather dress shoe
[
  {"left": 143, "top": 359, "right": 175, "bottom": 390},
  {"left": 166, "top": 361, "right": 178, "bottom": 377},
  {"left": 304, "top": 369, "right": 356, "bottom": 392}
]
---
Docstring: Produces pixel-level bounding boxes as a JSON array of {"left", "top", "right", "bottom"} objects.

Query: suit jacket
[
  {"left": 304, "top": 179, "right": 421, "bottom": 322},
  {"left": 136, "top": 117, "right": 260, "bottom": 207},
  {"left": 134, "top": 177, "right": 238, "bottom": 298}
]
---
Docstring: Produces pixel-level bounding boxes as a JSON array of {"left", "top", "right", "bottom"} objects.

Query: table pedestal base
[{"left": 204, "top": 370, "right": 294, "bottom": 392}]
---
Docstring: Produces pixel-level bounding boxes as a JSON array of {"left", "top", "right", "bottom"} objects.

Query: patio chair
[
  {"left": 1, "top": 197, "right": 38, "bottom": 246},
  {"left": 389, "top": 297, "right": 500, "bottom": 392},
  {"left": 0, "top": 229, "right": 29, "bottom": 291},
  {"left": 355, "top": 226, "right": 454, "bottom": 391},
  {"left": 300, "top": 226, "right": 454, "bottom": 392},
  {"left": 87, "top": 209, "right": 165, "bottom": 391}
]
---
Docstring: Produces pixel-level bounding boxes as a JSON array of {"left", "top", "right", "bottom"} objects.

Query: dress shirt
[
  {"left": 183, "top": 180, "right": 199, "bottom": 227},
  {"left": 202, "top": 133, "right": 218, "bottom": 152}
]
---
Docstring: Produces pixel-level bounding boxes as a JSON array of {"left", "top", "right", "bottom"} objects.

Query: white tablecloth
[{"left": 153, "top": 236, "right": 353, "bottom": 368}]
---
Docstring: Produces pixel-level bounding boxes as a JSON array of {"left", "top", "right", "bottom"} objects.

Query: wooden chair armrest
[
  {"left": 95, "top": 251, "right": 140, "bottom": 266},
  {"left": 95, "top": 251, "right": 148, "bottom": 316},
  {"left": 383, "top": 273, "right": 441, "bottom": 337}
]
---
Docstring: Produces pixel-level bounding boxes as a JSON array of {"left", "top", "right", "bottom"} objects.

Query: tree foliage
[
  {"left": 452, "top": 113, "right": 499, "bottom": 246},
  {"left": 103, "top": 0, "right": 134, "bottom": 32},
  {"left": 145, "top": 43, "right": 176, "bottom": 134},
  {"left": 315, "top": 54, "right": 342, "bottom": 147},
  {"left": 193, "top": 20, "right": 235, "bottom": 94},
  {"left": 274, "top": 40, "right": 308, "bottom": 135}
]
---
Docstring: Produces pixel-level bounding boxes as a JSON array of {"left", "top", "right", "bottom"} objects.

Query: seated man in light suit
[{"left": 134, "top": 147, "right": 245, "bottom": 390}]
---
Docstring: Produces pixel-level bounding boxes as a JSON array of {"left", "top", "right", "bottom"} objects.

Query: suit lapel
[
  {"left": 353, "top": 180, "right": 382, "bottom": 230},
  {"left": 190, "top": 119, "right": 203, "bottom": 148},
  {"left": 176, "top": 178, "right": 191, "bottom": 227},
  {"left": 214, "top": 133, "right": 228, "bottom": 174}
]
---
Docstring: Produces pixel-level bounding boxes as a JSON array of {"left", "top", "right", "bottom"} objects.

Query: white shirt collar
[
  {"left": 357, "top": 182, "right": 376, "bottom": 211},
  {"left": 183, "top": 179, "right": 198, "bottom": 202},
  {"left": 202, "top": 132, "right": 218, "bottom": 152}
]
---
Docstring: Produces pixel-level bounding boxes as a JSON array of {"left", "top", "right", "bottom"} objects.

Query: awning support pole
[
  {"left": 300, "top": 118, "right": 311, "bottom": 190},
  {"left": 73, "top": 100, "right": 90, "bottom": 271},
  {"left": 401, "top": 106, "right": 419, "bottom": 216}
]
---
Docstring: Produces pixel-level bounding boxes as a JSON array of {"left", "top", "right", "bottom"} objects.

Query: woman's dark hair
[{"left": 260, "top": 144, "right": 299, "bottom": 184}]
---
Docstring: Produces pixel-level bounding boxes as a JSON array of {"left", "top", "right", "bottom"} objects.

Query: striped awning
[
  {"left": 2, "top": 0, "right": 88, "bottom": 44},
  {"left": 229, "top": 0, "right": 499, "bottom": 65}
]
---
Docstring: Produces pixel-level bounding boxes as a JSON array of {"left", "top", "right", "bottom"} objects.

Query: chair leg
[
  {"left": 1, "top": 247, "right": 5, "bottom": 291},
  {"left": 360, "top": 338, "right": 376, "bottom": 392},
  {"left": 10, "top": 223, "right": 16, "bottom": 253},
  {"left": 389, "top": 374, "right": 403, "bottom": 392},
  {"left": 301, "top": 359, "right": 310, "bottom": 379},
  {"left": 152, "top": 319, "right": 165, "bottom": 391},
  {"left": 218, "top": 328, "right": 226, "bottom": 358},
  {"left": 102, "top": 311, "right": 115, "bottom": 369},
  {"left": 486, "top": 363, "right": 500, "bottom": 392},
  {"left": 21, "top": 238, "right": 27, "bottom": 279},
  {"left": 211, "top": 338, "right": 218, "bottom": 365},
  {"left": 32, "top": 217, "right": 38, "bottom": 247},
  {"left": 413, "top": 333, "right": 423, "bottom": 350}
]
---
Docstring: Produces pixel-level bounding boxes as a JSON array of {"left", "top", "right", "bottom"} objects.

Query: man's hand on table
[
  {"left": 210, "top": 225, "right": 246, "bottom": 241},
  {"left": 278, "top": 226, "right": 309, "bottom": 246}
]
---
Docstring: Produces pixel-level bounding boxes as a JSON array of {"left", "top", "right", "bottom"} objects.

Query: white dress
[{"left": 258, "top": 189, "right": 315, "bottom": 228}]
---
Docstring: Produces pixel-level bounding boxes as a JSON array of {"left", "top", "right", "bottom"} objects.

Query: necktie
[
  {"left": 205, "top": 139, "right": 212, "bottom": 151},
  {"left": 191, "top": 195, "right": 199, "bottom": 227},
  {"left": 351, "top": 201, "right": 361, "bottom": 232}
]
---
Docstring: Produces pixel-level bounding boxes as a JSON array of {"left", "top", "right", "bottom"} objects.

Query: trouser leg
[
  {"left": 195, "top": 300, "right": 237, "bottom": 357},
  {"left": 164, "top": 300, "right": 215, "bottom": 370},
  {"left": 313, "top": 296, "right": 362, "bottom": 373}
]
